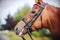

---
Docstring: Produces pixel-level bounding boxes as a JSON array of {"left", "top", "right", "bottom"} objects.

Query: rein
[{"left": 21, "top": 2, "right": 46, "bottom": 40}]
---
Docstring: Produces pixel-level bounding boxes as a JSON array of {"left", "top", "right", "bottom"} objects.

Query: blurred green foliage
[
  {"left": 14, "top": 6, "right": 30, "bottom": 23},
  {"left": 32, "top": 28, "right": 51, "bottom": 37},
  {"left": 5, "top": 31, "right": 52, "bottom": 40},
  {"left": 5, "top": 31, "right": 20, "bottom": 40}
]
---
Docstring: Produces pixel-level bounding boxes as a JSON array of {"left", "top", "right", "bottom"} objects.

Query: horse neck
[{"left": 42, "top": 0, "right": 60, "bottom": 8}]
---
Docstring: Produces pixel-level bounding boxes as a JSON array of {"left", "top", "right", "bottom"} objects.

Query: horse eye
[{"left": 31, "top": 10, "right": 36, "bottom": 14}]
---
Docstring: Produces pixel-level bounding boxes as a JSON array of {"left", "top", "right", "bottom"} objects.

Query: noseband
[{"left": 21, "top": 2, "right": 46, "bottom": 40}]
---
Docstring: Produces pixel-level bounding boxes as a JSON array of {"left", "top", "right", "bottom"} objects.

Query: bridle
[{"left": 21, "top": 2, "right": 46, "bottom": 40}]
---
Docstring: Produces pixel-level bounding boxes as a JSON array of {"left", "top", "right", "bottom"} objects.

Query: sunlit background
[
  {"left": 1, "top": 0, "right": 59, "bottom": 40},
  {"left": 0, "top": 0, "right": 35, "bottom": 24},
  {"left": 0, "top": 0, "right": 60, "bottom": 25}
]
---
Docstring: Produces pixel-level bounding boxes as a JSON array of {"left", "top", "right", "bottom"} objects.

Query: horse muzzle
[{"left": 15, "top": 27, "right": 27, "bottom": 37}]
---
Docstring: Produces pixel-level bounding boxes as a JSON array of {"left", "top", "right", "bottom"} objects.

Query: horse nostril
[
  {"left": 31, "top": 10, "right": 36, "bottom": 13},
  {"left": 16, "top": 28, "right": 18, "bottom": 31},
  {"left": 16, "top": 32, "right": 19, "bottom": 35}
]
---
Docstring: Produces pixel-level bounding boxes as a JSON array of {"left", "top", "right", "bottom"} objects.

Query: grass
[
  {"left": 24, "top": 34, "right": 52, "bottom": 40},
  {"left": 5, "top": 31, "right": 52, "bottom": 40},
  {"left": 32, "top": 31, "right": 44, "bottom": 37},
  {"left": 5, "top": 31, "right": 20, "bottom": 40}
]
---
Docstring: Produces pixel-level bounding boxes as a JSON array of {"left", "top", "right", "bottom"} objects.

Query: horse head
[
  {"left": 14, "top": 0, "right": 60, "bottom": 40},
  {"left": 14, "top": 0, "right": 46, "bottom": 37}
]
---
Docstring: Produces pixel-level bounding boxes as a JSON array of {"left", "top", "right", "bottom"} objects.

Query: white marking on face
[
  {"left": 19, "top": 31, "right": 23, "bottom": 37},
  {"left": 19, "top": 28, "right": 27, "bottom": 37}
]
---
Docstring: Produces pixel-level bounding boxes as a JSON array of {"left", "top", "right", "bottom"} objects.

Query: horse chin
[
  {"left": 19, "top": 32, "right": 26, "bottom": 37},
  {"left": 19, "top": 28, "right": 27, "bottom": 37},
  {"left": 19, "top": 32, "right": 24, "bottom": 37}
]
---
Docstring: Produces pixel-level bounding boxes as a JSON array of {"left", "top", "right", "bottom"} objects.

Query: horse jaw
[{"left": 15, "top": 20, "right": 27, "bottom": 37}]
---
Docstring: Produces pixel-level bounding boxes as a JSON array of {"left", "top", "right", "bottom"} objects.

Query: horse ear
[{"left": 35, "top": 0, "right": 43, "bottom": 4}]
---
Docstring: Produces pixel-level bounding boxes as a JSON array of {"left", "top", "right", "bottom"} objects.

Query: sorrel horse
[{"left": 14, "top": 0, "right": 60, "bottom": 40}]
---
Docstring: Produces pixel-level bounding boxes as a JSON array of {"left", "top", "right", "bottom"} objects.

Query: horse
[{"left": 14, "top": 0, "right": 60, "bottom": 40}]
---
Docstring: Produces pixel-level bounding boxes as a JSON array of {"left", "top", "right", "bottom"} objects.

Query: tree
[
  {"left": 14, "top": 6, "right": 30, "bottom": 23},
  {"left": 2, "top": 14, "right": 16, "bottom": 30}
]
